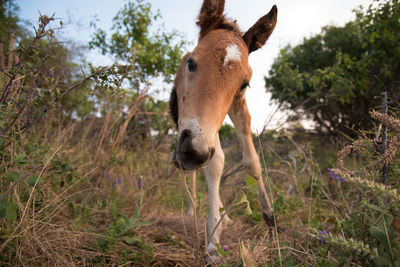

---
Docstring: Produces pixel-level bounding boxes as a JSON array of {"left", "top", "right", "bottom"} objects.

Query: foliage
[
  {"left": 89, "top": 0, "right": 186, "bottom": 138},
  {"left": 265, "top": 0, "right": 400, "bottom": 136},
  {"left": 311, "top": 109, "right": 400, "bottom": 266},
  {"left": 219, "top": 123, "right": 236, "bottom": 141},
  {"left": 89, "top": 0, "right": 186, "bottom": 86}
]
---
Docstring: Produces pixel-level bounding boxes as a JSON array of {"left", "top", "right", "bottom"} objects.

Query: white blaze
[{"left": 224, "top": 44, "right": 241, "bottom": 66}]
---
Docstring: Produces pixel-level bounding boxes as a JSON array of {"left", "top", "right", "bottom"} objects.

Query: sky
[{"left": 15, "top": 0, "right": 369, "bottom": 132}]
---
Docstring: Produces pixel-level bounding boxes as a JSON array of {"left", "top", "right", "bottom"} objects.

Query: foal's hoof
[
  {"left": 262, "top": 211, "right": 276, "bottom": 227},
  {"left": 205, "top": 251, "right": 221, "bottom": 266},
  {"left": 205, "top": 243, "right": 222, "bottom": 266},
  {"left": 205, "top": 254, "right": 221, "bottom": 266}
]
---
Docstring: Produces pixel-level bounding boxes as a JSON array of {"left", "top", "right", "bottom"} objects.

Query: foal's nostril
[
  {"left": 174, "top": 129, "right": 215, "bottom": 170},
  {"left": 178, "top": 129, "right": 192, "bottom": 152},
  {"left": 180, "top": 129, "right": 191, "bottom": 140}
]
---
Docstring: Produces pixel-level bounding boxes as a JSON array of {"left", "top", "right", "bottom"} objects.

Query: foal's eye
[
  {"left": 187, "top": 58, "right": 197, "bottom": 72},
  {"left": 240, "top": 82, "right": 249, "bottom": 91}
]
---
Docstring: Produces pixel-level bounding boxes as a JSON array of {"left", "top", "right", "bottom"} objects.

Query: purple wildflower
[
  {"left": 327, "top": 168, "right": 344, "bottom": 182},
  {"left": 137, "top": 175, "right": 144, "bottom": 190},
  {"left": 117, "top": 177, "right": 122, "bottom": 186},
  {"left": 119, "top": 94, "right": 125, "bottom": 99},
  {"left": 48, "top": 68, "right": 54, "bottom": 78},
  {"left": 317, "top": 230, "right": 328, "bottom": 244},
  {"left": 222, "top": 245, "right": 229, "bottom": 251}
]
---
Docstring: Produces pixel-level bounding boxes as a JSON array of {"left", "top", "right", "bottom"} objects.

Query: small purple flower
[
  {"left": 317, "top": 230, "right": 328, "bottom": 243},
  {"left": 48, "top": 68, "right": 54, "bottom": 78},
  {"left": 222, "top": 245, "right": 229, "bottom": 251},
  {"left": 117, "top": 177, "right": 122, "bottom": 186},
  {"left": 137, "top": 175, "right": 144, "bottom": 190},
  {"left": 119, "top": 94, "right": 125, "bottom": 99},
  {"left": 327, "top": 168, "right": 344, "bottom": 182}
]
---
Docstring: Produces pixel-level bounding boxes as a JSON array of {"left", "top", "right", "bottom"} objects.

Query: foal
[{"left": 169, "top": 0, "right": 277, "bottom": 260}]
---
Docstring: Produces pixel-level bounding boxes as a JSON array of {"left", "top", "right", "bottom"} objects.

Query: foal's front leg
[
  {"left": 228, "top": 95, "right": 275, "bottom": 226},
  {"left": 187, "top": 171, "right": 197, "bottom": 215},
  {"left": 204, "top": 134, "right": 225, "bottom": 260}
]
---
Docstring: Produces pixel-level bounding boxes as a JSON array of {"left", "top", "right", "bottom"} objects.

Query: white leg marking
[
  {"left": 187, "top": 170, "right": 197, "bottom": 216},
  {"left": 204, "top": 134, "right": 225, "bottom": 251}
]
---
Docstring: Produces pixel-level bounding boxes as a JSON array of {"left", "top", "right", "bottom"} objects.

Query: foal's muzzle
[{"left": 173, "top": 129, "right": 215, "bottom": 170}]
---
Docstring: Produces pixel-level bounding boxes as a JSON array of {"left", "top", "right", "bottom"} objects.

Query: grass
[{"left": 2, "top": 112, "right": 399, "bottom": 266}]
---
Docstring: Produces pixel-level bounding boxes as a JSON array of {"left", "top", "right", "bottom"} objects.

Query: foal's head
[{"left": 170, "top": 0, "right": 277, "bottom": 170}]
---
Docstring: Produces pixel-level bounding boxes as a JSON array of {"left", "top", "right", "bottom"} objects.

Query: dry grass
[
  {"left": 4, "top": 112, "right": 399, "bottom": 266},
  {"left": 0, "top": 114, "right": 320, "bottom": 266}
]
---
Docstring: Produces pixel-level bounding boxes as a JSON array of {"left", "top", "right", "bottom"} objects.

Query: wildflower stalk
[
  {"left": 257, "top": 134, "right": 282, "bottom": 267},
  {"left": 329, "top": 168, "right": 400, "bottom": 205},
  {"left": 310, "top": 230, "right": 378, "bottom": 259},
  {"left": 380, "top": 92, "right": 388, "bottom": 184}
]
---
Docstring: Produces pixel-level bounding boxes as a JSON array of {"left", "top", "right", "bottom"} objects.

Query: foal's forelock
[{"left": 169, "top": 38, "right": 247, "bottom": 129}]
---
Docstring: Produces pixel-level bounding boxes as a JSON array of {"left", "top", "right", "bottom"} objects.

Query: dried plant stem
[
  {"left": 112, "top": 89, "right": 148, "bottom": 150},
  {"left": 0, "top": 173, "right": 30, "bottom": 202},
  {"left": 36, "top": 168, "right": 97, "bottom": 219},
  {"left": 95, "top": 109, "right": 112, "bottom": 161},
  {"left": 381, "top": 92, "right": 388, "bottom": 184},
  {"left": 180, "top": 169, "right": 201, "bottom": 265},
  {"left": 307, "top": 170, "right": 315, "bottom": 249},
  {"left": 257, "top": 134, "right": 282, "bottom": 267},
  {"left": 0, "top": 145, "right": 62, "bottom": 253}
]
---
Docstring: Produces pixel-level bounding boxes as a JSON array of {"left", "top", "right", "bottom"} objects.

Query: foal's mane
[
  {"left": 199, "top": 18, "right": 241, "bottom": 39},
  {"left": 197, "top": 1, "right": 242, "bottom": 40}
]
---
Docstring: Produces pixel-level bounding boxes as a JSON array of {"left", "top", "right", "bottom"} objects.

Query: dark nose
[
  {"left": 173, "top": 129, "right": 215, "bottom": 170},
  {"left": 178, "top": 129, "right": 192, "bottom": 152}
]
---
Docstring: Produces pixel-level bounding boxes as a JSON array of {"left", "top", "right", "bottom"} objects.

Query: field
[
  {"left": 1, "top": 4, "right": 400, "bottom": 266},
  {"left": 1, "top": 105, "right": 399, "bottom": 266}
]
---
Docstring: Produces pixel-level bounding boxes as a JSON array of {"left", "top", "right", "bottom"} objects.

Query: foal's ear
[
  {"left": 242, "top": 5, "right": 277, "bottom": 54},
  {"left": 197, "top": 0, "right": 226, "bottom": 39}
]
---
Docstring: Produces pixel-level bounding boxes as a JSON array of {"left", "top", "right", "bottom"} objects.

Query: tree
[
  {"left": 219, "top": 123, "right": 236, "bottom": 141},
  {"left": 89, "top": 0, "right": 185, "bottom": 88},
  {"left": 89, "top": 0, "right": 186, "bottom": 139},
  {"left": 265, "top": 0, "right": 400, "bottom": 136}
]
